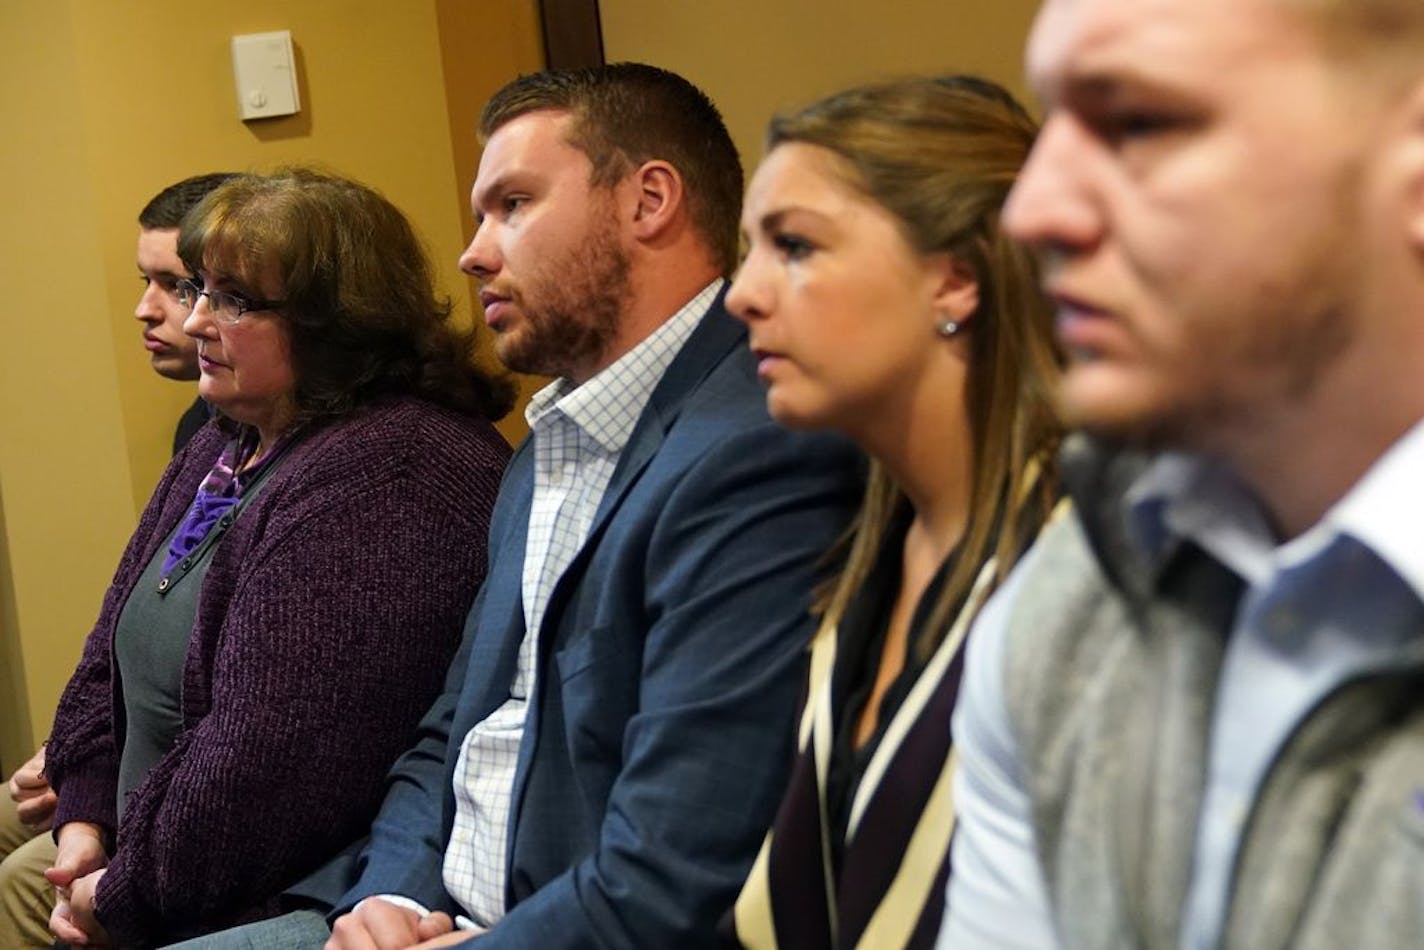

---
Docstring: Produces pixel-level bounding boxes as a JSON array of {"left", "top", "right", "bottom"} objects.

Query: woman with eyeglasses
[
  {"left": 41, "top": 168, "right": 513, "bottom": 947},
  {"left": 722, "top": 77, "right": 1063, "bottom": 947}
]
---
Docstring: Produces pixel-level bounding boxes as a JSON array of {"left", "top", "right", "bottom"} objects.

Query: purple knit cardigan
[{"left": 45, "top": 396, "right": 510, "bottom": 946}]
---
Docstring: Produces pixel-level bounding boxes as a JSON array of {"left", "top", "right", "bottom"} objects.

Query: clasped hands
[
  {"left": 46, "top": 821, "right": 110, "bottom": 946},
  {"left": 325, "top": 897, "right": 485, "bottom": 949},
  {"left": 7, "top": 748, "right": 107, "bottom": 944}
]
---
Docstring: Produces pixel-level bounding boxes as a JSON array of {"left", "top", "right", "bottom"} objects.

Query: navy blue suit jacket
[{"left": 326, "top": 297, "right": 862, "bottom": 947}]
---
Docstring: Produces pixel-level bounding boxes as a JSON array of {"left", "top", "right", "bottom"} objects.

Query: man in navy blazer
[{"left": 181, "top": 64, "right": 860, "bottom": 949}]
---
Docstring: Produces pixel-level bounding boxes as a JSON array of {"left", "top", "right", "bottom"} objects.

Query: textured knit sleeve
[
  {"left": 89, "top": 404, "right": 509, "bottom": 945},
  {"left": 46, "top": 427, "right": 227, "bottom": 845}
]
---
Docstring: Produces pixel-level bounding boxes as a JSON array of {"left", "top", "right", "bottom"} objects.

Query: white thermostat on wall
[{"left": 231, "top": 30, "right": 300, "bottom": 121}]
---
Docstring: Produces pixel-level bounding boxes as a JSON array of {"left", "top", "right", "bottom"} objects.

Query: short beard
[{"left": 496, "top": 218, "right": 632, "bottom": 381}]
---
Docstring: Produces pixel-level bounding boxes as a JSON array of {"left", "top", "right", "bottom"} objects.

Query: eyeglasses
[{"left": 176, "top": 278, "right": 286, "bottom": 326}]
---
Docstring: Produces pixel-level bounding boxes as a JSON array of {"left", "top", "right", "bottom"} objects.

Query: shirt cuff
[
  {"left": 362, "top": 894, "right": 433, "bottom": 917},
  {"left": 362, "top": 895, "right": 486, "bottom": 934}
]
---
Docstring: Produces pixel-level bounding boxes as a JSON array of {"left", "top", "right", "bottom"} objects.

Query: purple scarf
[{"left": 161, "top": 428, "right": 295, "bottom": 577}]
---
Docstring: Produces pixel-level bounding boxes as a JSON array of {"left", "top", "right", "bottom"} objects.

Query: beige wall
[
  {"left": 599, "top": 0, "right": 1040, "bottom": 170},
  {"left": 0, "top": 0, "right": 541, "bottom": 769},
  {"left": 0, "top": 2, "right": 143, "bottom": 769}
]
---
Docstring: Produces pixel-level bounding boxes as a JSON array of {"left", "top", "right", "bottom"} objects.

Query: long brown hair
[{"left": 771, "top": 76, "right": 1063, "bottom": 654}]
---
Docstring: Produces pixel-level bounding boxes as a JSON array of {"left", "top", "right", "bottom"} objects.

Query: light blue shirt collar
[{"left": 1125, "top": 417, "right": 1424, "bottom": 605}]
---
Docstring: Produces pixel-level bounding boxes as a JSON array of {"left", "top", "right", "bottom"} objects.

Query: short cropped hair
[
  {"left": 138, "top": 173, "right": 240, "bottom": 229},
  {"left": 479, "top": 62, "right": 743, "bottom": 276},
  {"left": 179, "top": 167, "right": 514, "bottom": 425}
]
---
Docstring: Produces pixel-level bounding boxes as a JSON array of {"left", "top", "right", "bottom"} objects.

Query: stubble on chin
[{"left": 496, "top": 235, "right": 631, "bottom": 380}]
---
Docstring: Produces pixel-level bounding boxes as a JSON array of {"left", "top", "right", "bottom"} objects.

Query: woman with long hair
[{"left": 724, "top": 76, "right": 1063, "bottom": 947}]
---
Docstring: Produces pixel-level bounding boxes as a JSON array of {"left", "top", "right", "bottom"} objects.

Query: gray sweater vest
[{"left": 1002, "top": 436, "right": 1424, "bottom": 950}]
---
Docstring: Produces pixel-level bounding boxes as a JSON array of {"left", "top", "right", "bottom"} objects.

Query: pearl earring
[{"left": 935, "top": 317, "right": 963, "bottom": 338}]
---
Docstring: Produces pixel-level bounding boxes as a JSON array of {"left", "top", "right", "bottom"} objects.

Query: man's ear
[
  {"left": 929, "top": 254, "right": 981, "bottom": 326},
  {"left": 628, "top": 160, "right": 685, "bottom": 242}
]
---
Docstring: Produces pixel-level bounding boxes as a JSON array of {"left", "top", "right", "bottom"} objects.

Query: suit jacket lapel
[
  {"left": 578, "top": 291, "right": 744, "bottom": 574},
  {"left": 504, "top": 294, "right": 747, "bottom": 860},
  {"left": 533, "top": 292, "right": 746, "bottom": 665}
]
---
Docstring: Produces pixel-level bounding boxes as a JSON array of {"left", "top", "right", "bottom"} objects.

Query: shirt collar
[
  {"left": 1125, "top": 418, "right": 1424, "bottom": 600},
  {"left": 1327, "top": 416, "right": 1424, "bottom": 602},
  {"left": 523, "top": 279, "right": 722, "bottom": 454}
]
